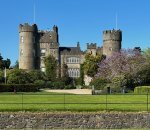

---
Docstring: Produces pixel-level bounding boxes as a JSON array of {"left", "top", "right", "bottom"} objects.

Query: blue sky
[{"left": 0, "top": 0, "right": 150, "bottom": 65}]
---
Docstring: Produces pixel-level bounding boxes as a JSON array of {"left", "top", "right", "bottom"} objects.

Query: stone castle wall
[{"left": 0, "top": 112, "right": 150, "bottom": 129}]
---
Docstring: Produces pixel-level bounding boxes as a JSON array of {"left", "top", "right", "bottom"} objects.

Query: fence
[{"left": 0, "top": 93, "right": 149, "bottom": 111}]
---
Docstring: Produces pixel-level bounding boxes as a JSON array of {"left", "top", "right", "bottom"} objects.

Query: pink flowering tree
[{"left": 96, "top": 49, "right": 149, "bottom": 89}]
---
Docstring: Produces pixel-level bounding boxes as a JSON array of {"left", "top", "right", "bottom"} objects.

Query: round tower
[
  {"left": 103, "top": 29, "right": 122, "bottom": 57},
  {"left": 19, "top": 23, "right": 37, "bottom": 70}
]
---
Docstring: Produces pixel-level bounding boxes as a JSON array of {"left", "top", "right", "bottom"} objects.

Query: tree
[
  {"left": 144, "top": 48, "right": 150, "bottom": 63},
  {"left": 7, "top": 69, "right": 32, "bottom": 84},
  {"left": 61, "top": 63, "right": 72, "bottom": 85},
  {"left": 0, "top": 54, "right": 3, "bottom": 69},
  {"left": 83, "top": 53, "right": 105, "bottom": 77},
  {"left": 13, "top": 60, "right": 19, "bottom": 69},
  {"left": 3, "top": 58, "right": 11, "bottom": 69},
  {"left": 0, "top": 53, "right": 11, "bottom": 69},
  {"left": 96, "top": 49, "right": 149, "bottom": 89},
  {"left": 0, "top": 70, "right": 4, "bottom": 83},
  {"left": 44, "top": 55, "right": 57, "bottom": 81},
  {"left": 28, "top": 70, "right": 46, "bottom": 83}
]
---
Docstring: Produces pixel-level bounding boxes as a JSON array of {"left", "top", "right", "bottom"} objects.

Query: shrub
[
  {"left": 7, "top": 69, "right": 32, "bottom": 84},
  {"left": 90, "top": 78, "right": 108, "bottom": 90},
  {"left": 52, "top": 82, "right": 65, "bottom": 89},
  {"left": 0, "top": 84, "right": 39, "bottom": 92},
  {"left": 64, "top": 85, "right": 76, "bottom": 89},
  {"left": 134, "top": 86, "right": 150, "bottom": 94},
  {"left": 34, "top": 80, "right": 45, "bottom": 88},
  {"left": 45, "top": 81, "right": 65, "bottom": 89}
]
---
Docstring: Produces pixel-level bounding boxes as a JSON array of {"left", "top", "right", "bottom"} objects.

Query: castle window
[
  {"left": 68, "top": 68, "right": 80, "bottom": 78},
  {"left": 20, "top": 49, "right": 23, "bottom": 55},
  {"left": 21, "top": 36, "right": 24, "bottom": 43},
  {"left": 41, "top": 49, "right": 46, "bottom": 56},
  {"left": 67, "top": 57, "right": 80, "bottom": 64}
]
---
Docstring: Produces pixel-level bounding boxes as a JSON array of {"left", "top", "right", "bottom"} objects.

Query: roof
[{"left": 59, "top": 47, "right": 84, "bottom": 55}]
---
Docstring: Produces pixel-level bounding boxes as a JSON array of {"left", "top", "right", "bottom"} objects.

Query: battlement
[
  {"left": 103, "top": 29, "right": 122, "bottom": 41},
  {"left": 19, "top": 23, "right": 38, "bottom": 32},
  {"left": 53, "top": 25, "right": 58, "bottom": 33},
  {"left": 87, "top": 43, "right": 97, "bottom": 49}
]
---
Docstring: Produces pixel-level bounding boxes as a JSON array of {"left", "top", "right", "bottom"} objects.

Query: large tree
[
  {"left": 96, "top": 49, "right": 149, "bottom": 88},
  {"left": 44, "top": 55, "right": 57, "bottom": 81},
  {"left": 83, "top": 53, "right": 105, "bottom": 77},
  {"left": 7, "top": 69, "right": 32, "bottom": 84},
  {"left": 28, "top": 70, "right": 46, "bottom": 83},
  {"left": 3, "top": 58, "right": 11, "bottom": 69},
  {"left": 0, "top": 53, "right": 11, "bottom": 69}
]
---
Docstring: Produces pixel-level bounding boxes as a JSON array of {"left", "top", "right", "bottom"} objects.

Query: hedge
[
  {"left": 0, "top": 84, "right": 39, "bottom": 92},
  {"left": 134, "top": 86, "right": 150, "bottom": 94}
]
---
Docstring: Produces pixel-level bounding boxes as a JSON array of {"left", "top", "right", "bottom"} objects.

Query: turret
[
  {"left": 103, "top": 29, "right": 122, "bottom": 57},
  {"left": 53, "top": 25, "right": 58, "bottom": 33},
  {"left": 19, "top": 23, "right": 38, "bottom": 70},
  {"left": 77, "top": 42, "right": 80, "bottom": 48},
  {"left": 87, "top": 43, "right": 97, "bottom": 56}
]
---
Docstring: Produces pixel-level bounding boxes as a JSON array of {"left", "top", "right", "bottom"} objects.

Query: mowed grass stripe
[{"left": 0, "top": 93, "right": 149, "bottom": 111}]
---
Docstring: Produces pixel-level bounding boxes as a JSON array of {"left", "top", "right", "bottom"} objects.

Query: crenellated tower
[
  {"left": 19, "top": 23, "right": 38, "bottom": 70},
  {"left": 103, "top": 29, "right": 122, "bottom": 57},
  {"left": 87, "top": 43, "right": 97, "bottom": 56}
]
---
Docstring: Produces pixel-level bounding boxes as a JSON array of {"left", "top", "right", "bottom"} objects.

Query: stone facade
[
  {"left": 19, "top": 23, "right": 122, "bottom": 78},
  {"left": 0, "top": 112, "right": 150, "bottom": 129}
]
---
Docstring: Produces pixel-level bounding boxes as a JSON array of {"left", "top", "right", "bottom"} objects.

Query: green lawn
[{"left": 0, "top": 92, "right": 149, "bottom": 112}]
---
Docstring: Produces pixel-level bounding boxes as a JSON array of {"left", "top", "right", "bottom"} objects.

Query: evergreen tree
[{"left": 44, "top": 55, "right": 57, "bottom": 81}]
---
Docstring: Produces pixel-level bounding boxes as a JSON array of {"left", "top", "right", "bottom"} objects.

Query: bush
[
  {"left": 52, "top": 82, "right": 65, "bottom": 89},
  {"left": 45, "top": 81, "right": 65, "bottom": 89},
  {"left": 134, "top": 86, "right": 150, "bottom": 94},
  {"left": 7, "top": 69, "right": 32, "bottom": 84},
  {"left": 90, "top": 78, "right": 108, "bottom": 90},
  {"left": 34, "top": 80, "right": 45, "bottom": 88},
  {"left": 0, "top": 84, "right": 39, "bottom": 92},
  {"left": 64, "top": 85, "right": 76, "bottom": 89}
]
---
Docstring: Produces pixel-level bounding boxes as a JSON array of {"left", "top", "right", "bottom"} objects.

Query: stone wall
[{"left": 0, "top": 112, "right": 150, "bottom": 129}]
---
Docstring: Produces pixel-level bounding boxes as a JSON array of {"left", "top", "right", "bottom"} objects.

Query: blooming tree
[{"left": 96, "top": 49, "right": 149, "bottom": 88}]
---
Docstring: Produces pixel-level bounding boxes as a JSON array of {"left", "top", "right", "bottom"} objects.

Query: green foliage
[
  {"left": 0, "top": 53, "right": 11, "bottom": 69},
  {"left": 144, "top": 48, "right": 150, "bottom": 63},
  {"left": 0, "top": 70, "right": 4, "bottom": 83},
  {"left": 75, "top": 64, "right": 84, "bottom": 86},
  {"left": 28, "top": 70, "right": 46, "bottom": 83},
  {"left": 0, "top": 54, "right": 3, "bottom": 69},
  {"left": 13, "top": 60, "right": 19, "bottom": 69},
  {"left": 90, "top": 78, "right": 108, "bottom": 90},
  {"left": 112, "top": 75, "right": 127, "bottom": 88},
  {"left": 46, "top": 81, "right": 65, "bottom": 89},
  {"left": 0, "top": 84, "right": 39, "bottom": 92},
  {"left": 44, "top": 55, "right": 57, "bottom": 81},
  {"left": 83, "top": 53, "right": 105, "bottom": 77},
  {"left": 3, "top": 59, "right": 11, "bottom": 69},
  {"left": 61, "top": 63, "right": 72, "bottom": 85},
  {"left": 134, "top": 86, "right": 150, "bottom": 94},
  {"left": 34, "top": 80, "right": 45, "bottom": 88},
  {"left": 64, "top": 84, "right": 76, "bottom": 89},
  {"left": 7, "top": 69, "right": 32, "bottom": 84}
]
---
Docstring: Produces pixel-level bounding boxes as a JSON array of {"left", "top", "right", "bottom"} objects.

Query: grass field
[{"left": 0, "top": 92, "right": 149, "bottom": 112}]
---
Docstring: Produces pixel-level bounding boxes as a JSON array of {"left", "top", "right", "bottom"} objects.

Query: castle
[{"left": 19, "top": 23, "right": 122, "bottom": 78}]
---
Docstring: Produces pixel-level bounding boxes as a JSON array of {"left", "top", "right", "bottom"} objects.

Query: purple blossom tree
[{"left": 96, "top": 49, "right": 149, "bottom": 88}]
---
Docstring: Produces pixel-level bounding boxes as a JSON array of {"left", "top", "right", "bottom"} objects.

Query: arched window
[{"left": 68, "top": 68, "right": 80, "bottom": 78}]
